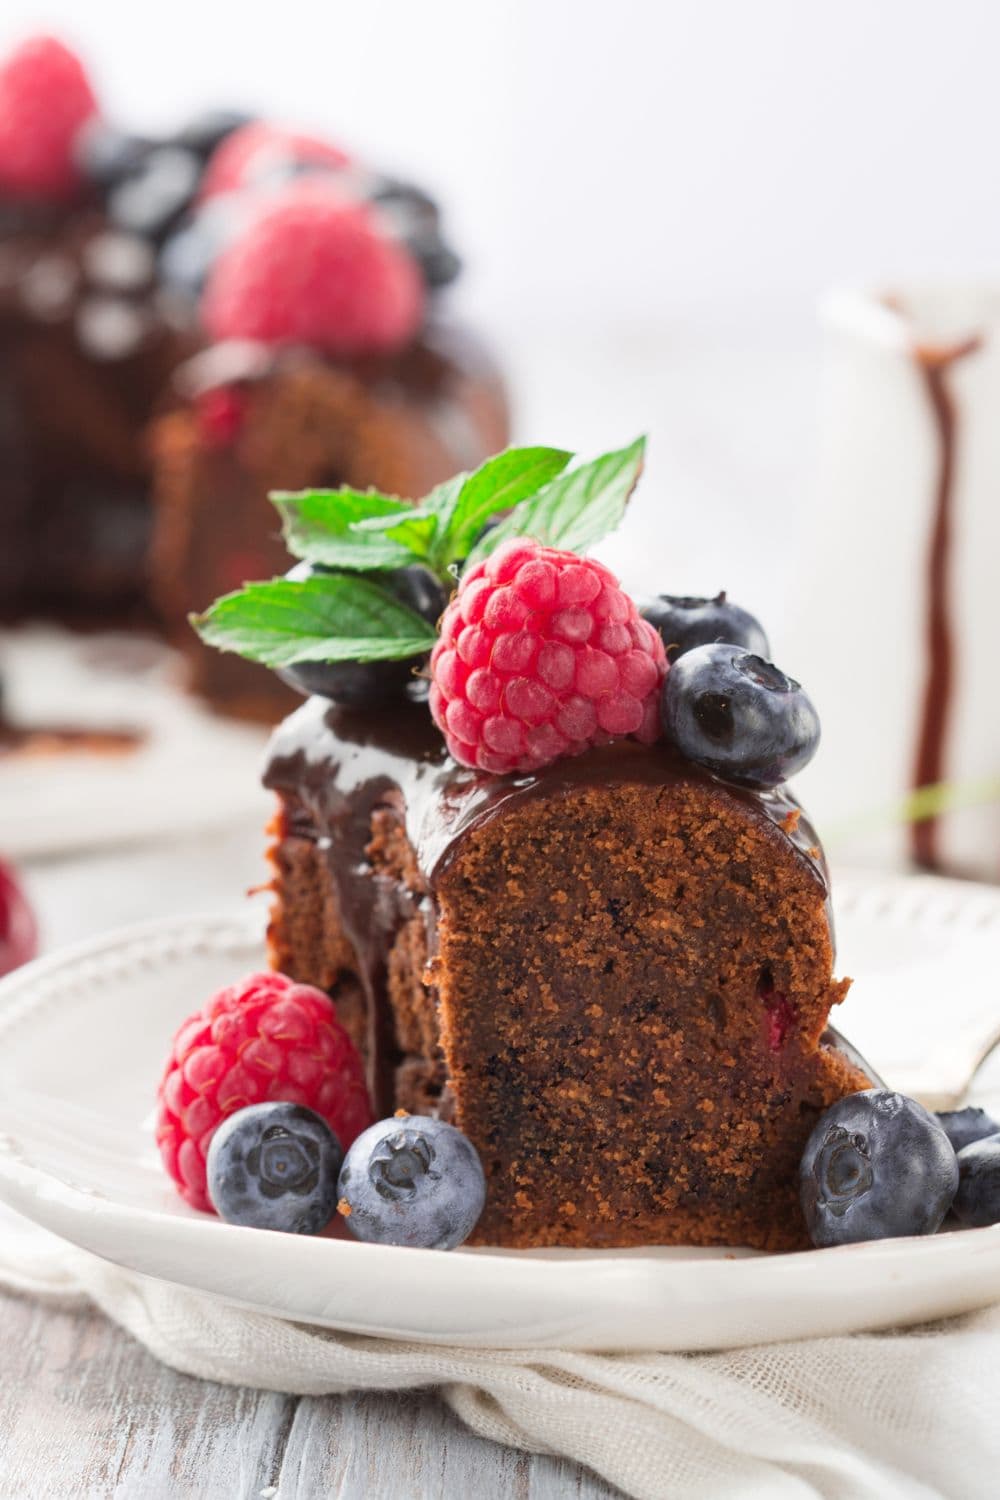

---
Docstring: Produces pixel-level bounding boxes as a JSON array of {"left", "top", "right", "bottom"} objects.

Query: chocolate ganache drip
[{"left": 911, "top": 336, "right": 981, "bottom": 870}]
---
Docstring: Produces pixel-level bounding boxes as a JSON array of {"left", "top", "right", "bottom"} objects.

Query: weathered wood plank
[
  {"left": 0, "top": 1292, "right": 619, "bottom": 1499},
  {"left": 276, "top": 1389, "right": 620, "bottom": 1498},
  {"left": 0, "top": 1289, "right": 291, "bottom": 1498}
]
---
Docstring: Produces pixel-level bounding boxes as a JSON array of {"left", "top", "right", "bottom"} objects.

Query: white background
[{"left": 2, "top": 0, "right": 998, "bottom": 333}]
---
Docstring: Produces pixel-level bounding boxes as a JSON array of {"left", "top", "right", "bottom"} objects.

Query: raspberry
[
  {"left": 0, "top": 36, "right": 98, "bottom": 199},
  {"left": 0, "top": 856, "right": 38, "bottom": 978},
  {"left": 429, "top": 539, "right": 667, "bottom": 773},
  {"left": 156, "top": 970, "right": 373, "bottom": 1212},
  {"left": 195, "top": 385, "right": 248, "bottom": 448},
  {"left": 199, "top": 121, "right": 349, "bottom": 200},
  {"left": 202, "top": 179, "right": 424, "bottom": 356}
]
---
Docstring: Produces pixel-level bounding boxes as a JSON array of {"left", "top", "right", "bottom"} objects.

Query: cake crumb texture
[{"left": 268, "top": 775, "right": 867, "bottom": 1251}]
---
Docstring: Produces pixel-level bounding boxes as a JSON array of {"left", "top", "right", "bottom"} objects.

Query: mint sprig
[
  {"left": 192, "top": 575, "right": 438, "bottom": 667},
  {"left": 190, "top": 438, "right": 647, "bottom": 668},
  {"left": 272, "top": 488, "right": 415, "bottom": 571},
  {"left": 464, "top": 437, "right": 645, "bottom": 566},
  {"left": 347, "top": 446, "right": 573, "bottom": 571}
]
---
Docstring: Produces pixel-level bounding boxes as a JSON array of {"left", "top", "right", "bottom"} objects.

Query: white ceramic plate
[
  {"left": 0, "top": 873, "right": 999, "bottom": 1353},
  {"left": 0, "top": 626, "right": 271, "bottom": 859}
]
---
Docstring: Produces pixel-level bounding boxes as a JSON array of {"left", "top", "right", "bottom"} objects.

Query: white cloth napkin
[{"left": 1, "top": 1214, "right": 997, "bottom": 1500}]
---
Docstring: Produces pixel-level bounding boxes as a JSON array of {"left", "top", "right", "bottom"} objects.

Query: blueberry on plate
[
  {"left": 642, "top": 592, "right": 769, "bottom": 663},
  {"left": 337, "top": 1114, "right": 486, "bottom": 1249},
  {"left": 800, "top": 1089, "right": 958, "bottom": 1247},
  {"left": 952, "top": 1134, "right": 1000, "bottom": 1228},
  {"left": 206, "top": 1102, "right": 342, "bottom": 1234},
  {"left": 279, "top": 563, "right": 447, "bottom": 708},
  {"left": 660, "top": 642, "right": 820, "bottom": 787},
  {"left": 936, "top": 1106, "right": 1000, "bottom": 1155}
]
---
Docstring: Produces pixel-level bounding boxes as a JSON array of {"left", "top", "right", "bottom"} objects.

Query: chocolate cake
[
  {"left": 0, "top": 36, "right": 508, "bottom": 717},
  {"left": 151, "top": 327, "right": 508, "bottom": 719},
  {"left": 263, "top": 698, "right": 868, "bottom": 1251},
  {"left": 0, "top": 207, "right": 194, "bottom": 623}
]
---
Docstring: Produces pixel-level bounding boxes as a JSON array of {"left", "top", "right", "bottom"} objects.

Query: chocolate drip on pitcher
[{"left": 910, "top": 337, "right": 980, "bottom": 870}]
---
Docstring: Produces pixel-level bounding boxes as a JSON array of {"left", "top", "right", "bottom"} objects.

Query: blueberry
[
  {"left": 368, "top": 176, "right": 461, "bottom": 289},
  {"left": 279, "top": 563, "right": 447, "bottom": 707},
  {"left": 337, "top": 1114, "right": 486, "bottom": 1249},
  {"left": 369, "top": 176, "right": 440, "bottom": 232},
  {"left": 159, "top": 198, "right": 248, "bottom": 297},
  {"left": 660, "top": 642, "right": 820, "bottom": 787},
  {"left": 405, "top": 229, "right": 462, "bottom": 289},
  {"left": 74, "top": 120, "right": 153, "bottom": 190},
  {"left": 936, "top": 1106, "right": 1000, "bottom": 1155},
  {"left": 953, "top": 1134, "right": 1000, "bottom": 1227},
  {"left": 642, "top": 592, "right": 769, "bottom": 664},
  {"left": 206, "top": 1102, "right": 342, "bottom": 1234},
  {"left": 800, "top": 1089, "right": 958, "bottom": 1247},
  {"left": 170, "top": 108, "right": 254, "bottom": 159},
  {"left": 107, "top": 147, "right": 202, "bottom": 242},
  {"left": 392, "top": 563, "right": 449, "bottom": 623}
]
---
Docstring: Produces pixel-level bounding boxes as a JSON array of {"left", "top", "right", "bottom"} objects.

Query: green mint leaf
[
  {"left": 350, "top": 472, "right": 470, "bottom": 564},
  {"left": 355, "top": 472, "right": 468, "bottom": 532},
  {"left": 463, "top": 437, "right": 646, "bottom": 568},
  {"left": 436, "top": 446, "right": 573, "bottom": 563},
  {"left": 190, "top": 575, "right": 438, "bottom": 667},
  {"left": 271, "top": 487, "right": 418, "bottom": 570},
  {"left": 348, "top": 509, "right": 440, "bottom": 559}
]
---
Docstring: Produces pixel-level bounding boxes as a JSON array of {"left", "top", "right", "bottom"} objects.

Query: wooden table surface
[
  {"left": 0, "top": 1285, "right": 618, "bottom": 1498},
  {"left": 1, "top": 828, "right": 620, "bottom": 1499}
]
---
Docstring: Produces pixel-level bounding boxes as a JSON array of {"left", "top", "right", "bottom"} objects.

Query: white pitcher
[{"left": 792, "top": 285, "right": 1000, "bottom": 882}]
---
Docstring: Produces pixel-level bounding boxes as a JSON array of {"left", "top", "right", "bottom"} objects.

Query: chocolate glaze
[
  {"left": 911, "top": 337, "right": 981, "bottom": 869},
  {"left": 264, "top": 696, "right": 835, "bottom": 1104}
]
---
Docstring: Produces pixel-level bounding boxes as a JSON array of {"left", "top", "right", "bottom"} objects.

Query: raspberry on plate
[
  {"left": 429, "top": 539, "right": 667, "bottom": 773},
  {"left": 0, "top": 857, "right": 38, "bottom": 978},
  {"left": 156, "top": 970, "right": 373, "bottom": 1212},
  {"left": 0, "top": 35, "right": 98, "bottom": 199},
  {"left": 201, "top": 178, "right": 424, "bottom": 356}
]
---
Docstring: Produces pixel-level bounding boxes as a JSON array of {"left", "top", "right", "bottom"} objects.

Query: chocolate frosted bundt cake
[
  {"left": 153, "top": 326, "right": 507, "bottom": 719},
  {"left": 0, "top": 35, "right": 507, "bottom": 714},
  {"left": 195, "top": 438, "right": 872, "bottom": 1251}
]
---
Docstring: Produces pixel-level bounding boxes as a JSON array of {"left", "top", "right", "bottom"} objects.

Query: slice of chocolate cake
[
  {"left": 194, "top": 440, "right": 874, "bottom": 1252},
  {"left": 263, "top": 699, "right": 867, "bottom": 1251}
]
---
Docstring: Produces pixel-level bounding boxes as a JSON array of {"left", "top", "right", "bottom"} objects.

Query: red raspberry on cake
[
  {"left": 156, "top": 970, "right": 373, "bottom": 1212},
  {"left": 429, "top": 539, "right": 667, "bottom": 773},
  {"left": 202, "top": 179, "right": 424, "bottom": 356},
  {"left": 0, "top": 36, "right": 98, "bottom": 199},
  {"left": 199, "top": 121, "right": 349, "bottom": 200}
]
